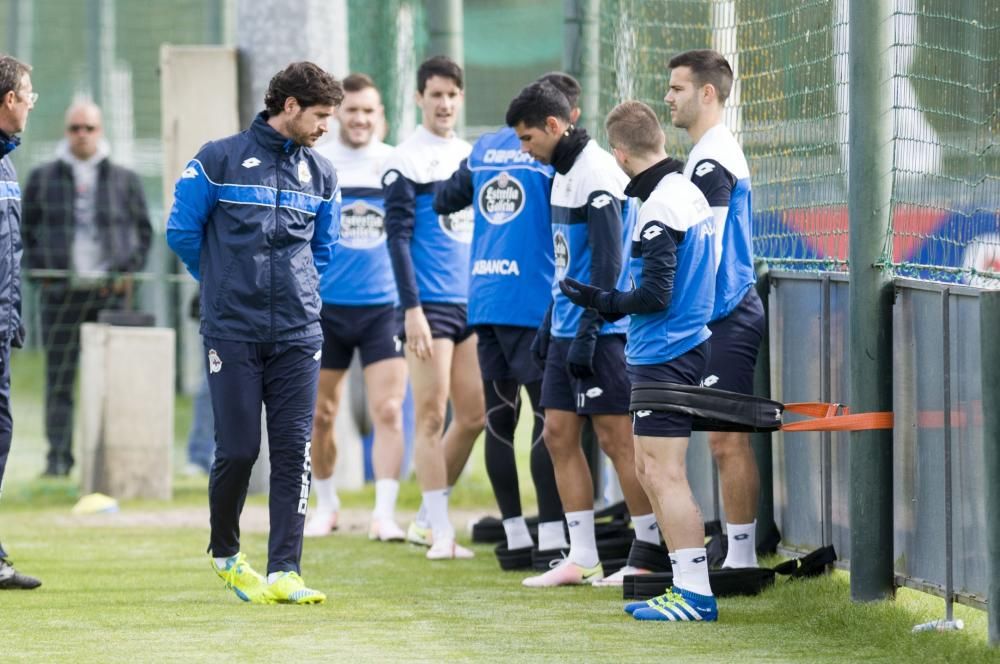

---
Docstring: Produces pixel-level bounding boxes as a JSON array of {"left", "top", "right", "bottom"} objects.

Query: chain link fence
[{"left": 598, "top": 0, "right": 998, "bottom": 285}]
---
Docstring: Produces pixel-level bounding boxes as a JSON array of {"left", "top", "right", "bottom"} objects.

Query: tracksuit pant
[
  {"left": 0, "top": 341, "right": 11, "bottom": 559},
  {"left": 204, "top": 336, "right": 321, "bottom": 575}
]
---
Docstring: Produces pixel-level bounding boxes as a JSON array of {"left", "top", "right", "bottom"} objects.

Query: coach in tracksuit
[
  {"left": 167, "top": 62, "right": 341, "bottom": 605},
  {"left": 433, "top": 123, "right": 566, "bottom": 568},
  {"left": 562, "top": 100, "right": 720, "bottom": 622},
  {"left": 506, "top": 81, "right": 658, "bottom": 588},
  {"left": 0, "top": 54, "right": 41, "bottom": 591}
]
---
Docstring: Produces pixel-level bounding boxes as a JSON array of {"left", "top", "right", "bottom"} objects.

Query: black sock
[
  {"left": 483, "top": 379, "right": 522, "bottom": 519},
  {"left": 524, "top": 381, "right": 564, "bottom": 524}
]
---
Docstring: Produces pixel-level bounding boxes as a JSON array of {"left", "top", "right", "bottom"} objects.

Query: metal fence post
[
  {"left": 564, "top": 0, "right": 603, "bottom": 498},
  {"left": 425, "top": 0, "right": 464, "bottom": 133},
  {"left": 981, "top": 290, "right": 1000, "bottom": 646},
  {"left": 847, "top": 0, "right": 895, "bottom": 602},
  {"left": 751, "top": 267, "right": 776, "bottom": 544},
  {"left": 563, "top": 0, "right": 599, "bottom": 134}
]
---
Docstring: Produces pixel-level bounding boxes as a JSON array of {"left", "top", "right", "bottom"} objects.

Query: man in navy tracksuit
[
  {"left": 167, "top": 62, "right": 342, "bottom": 605},
  {"left": 0, "top": 54, "right": 41, "bottom": 591},
  {"left": 563, "top": 101, "right": 720, "bottom": 622}
]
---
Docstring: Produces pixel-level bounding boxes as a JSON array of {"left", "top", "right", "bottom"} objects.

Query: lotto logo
[
  {"left": 241, "top": 157, "right": 261, "bottom": 169},
  {"left": 702, "top": 374, "right": 719, "bottom": 387},
  {"left": 591, "top": 194, "right": 613, "bottom": 209},
  {"left": 694, "top": 162, "right": 716, "bottom": 178},
  {"left": 180, "top": 166, "right": 198, "bottom": 179},
  {"left": 642, "top": 225, "right": 663, "bottom": 241},
  {"left": 207, "top": 349, "right": 222, "bottom": 374},
  {"left": 382, "top": 170, "right": 399, "bottom": 187},
  {"left": 635, "top": 410, "right": 652, "bottom": 418}
]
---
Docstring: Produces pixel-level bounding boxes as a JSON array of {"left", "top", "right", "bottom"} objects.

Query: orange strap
[{"left": 781, "top": 402, "right": 894, "bottom": 432}]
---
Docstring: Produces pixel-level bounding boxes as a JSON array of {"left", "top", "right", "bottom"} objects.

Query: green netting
[
  {"left": 347, "top": 0, "right": 427, "bottom": 146},
  {"left": 887, "top": 1, "right": 999, "bottom": 286},
  {"left": 598, "top": 0, "right": 999, "bottom": 286}
]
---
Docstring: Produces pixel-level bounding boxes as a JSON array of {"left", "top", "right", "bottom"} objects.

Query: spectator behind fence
[
  {"left": 22, "top": 100, "right": 152, "bottom": 477},
  {"left": 0, "top": 53, "right": 42, "bottom": 589}
]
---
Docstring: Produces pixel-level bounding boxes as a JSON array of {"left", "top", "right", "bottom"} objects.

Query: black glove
[
  {"left": 560, "top": 277, "right": 627, "bottom": 323},
  {"left": 11, "top": 322, "right": 25, "bottom": 349},
  {"left": 530, "top": 326, "right": 550, "bottom": 370},
  {"left": 567, "top": 335, "right": 596, "bottom": 379},
  {"left": 559, "top": 277, "right": 601, "bottom": 309}
]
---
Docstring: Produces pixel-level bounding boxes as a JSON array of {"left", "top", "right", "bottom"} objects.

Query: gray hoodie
[{"left": 56, "top": 138, "right": 111, "bottom": 277}]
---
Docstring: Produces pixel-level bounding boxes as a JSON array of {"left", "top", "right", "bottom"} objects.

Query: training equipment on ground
[
  {"left": 494, "top": 542, "right": 533, "bottom": 570},
  {"left": 622, "top": 545, "right": 838, "bottom": 601}
]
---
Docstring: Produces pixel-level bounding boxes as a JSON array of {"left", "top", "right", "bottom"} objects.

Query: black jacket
[{"left": 22, "top": 157, "right": 152, "bottom": 276}]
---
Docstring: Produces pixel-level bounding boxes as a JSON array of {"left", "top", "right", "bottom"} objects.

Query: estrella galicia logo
[
  {"left": 477, "top": 171, "right": 525, "bottom": 225},
  {"left": 439, "top": 207, "right": 474, "bottom": 244},
  {"left": 339, "top": 200, "right": 386, "bottom": 249},
  {"left": 553, "top": 230, "right": 570, "bottom": 277}
]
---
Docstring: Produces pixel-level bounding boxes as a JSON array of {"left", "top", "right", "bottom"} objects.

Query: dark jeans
[{"left": 40, "top": 285, "right": 122, "bottom": 472}]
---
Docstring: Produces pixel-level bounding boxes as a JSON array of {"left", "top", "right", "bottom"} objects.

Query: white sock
[
  {"left": 632, "top": 513, "right": 661, "bottom": 545},
  {"left": 565, "top": 510, "right": 599, "bottom": 567},
  {"left": 415, "top": 500, "right": 429, "bottom": 528},
  {"left": 214, "top": 555, "right": 236, "bottom": 570},
  {"left": 668, "top": 551, "right": 680, "bottom": 587},
  {"left": 311, "top": 475, "right": 340, "bottom": 514},
  {"left": 537, "top": 521, "right": 568, "bottom": 551},
  {"left": 373, "top": 478, "right": 400, "bottom": 522},
  {"left": 267, "top": 572, "right": 284, "bottom": 584},
  {"left": 723, "top": 521, "right": 758, "bottom": 568},
  {"left": 675, "top": 547, "right": 713, "bottom": 597},
  {"left": 423, "top": 489, "right": 454, "bottom": 541},
  {"left": 502, "top": 516, "right": 534, "bottom": 550}
]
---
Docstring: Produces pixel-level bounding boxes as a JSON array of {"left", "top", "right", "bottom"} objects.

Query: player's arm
[
  {"left": 578, "top": 189, "right": 623, "bottom": 331},
  {"left": 561, "top": 218, "right": 681, "bottom": 317},
  {"left": 432, "top": 158, "right": 473, "bottom": 215},
  {"left": 166, "top": 152, "right": 220, "bottom": 281},
  {"left": 566, "top": 190, "right": 623, "bottom": 378},
  {"left": 382, "top": 167, "right": 420, "bottom": 310},
  {"left": 690, "top": 158, "right": 735, "bottom": 232},
  {"left": 311, "top": 172, "right": 340, "bottom": 276}
]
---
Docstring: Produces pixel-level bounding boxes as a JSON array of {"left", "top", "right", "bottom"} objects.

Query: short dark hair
[
  {"left": 0, "top": 54, "right": 31, "bottom": 99},
  {"left": 605, "top": 100, "right": 665, "bottom": 157},
  {"left": 264, "top": 61, "right": 344, "bottom": 116},
  {"left": 417, "top": 55, "right": 463, "bottom": 93},
  {"left": 342, "top": 72, "right": 377, "bottom": 94},
  {"left": 668, "top": 49, "right": 733, "bottom": 104},
  {"left": 537, "top": 71, "right": 581, "bottom": 109},
  {"left": 505, "top": 81, "right": 571, "bottom": 129}
]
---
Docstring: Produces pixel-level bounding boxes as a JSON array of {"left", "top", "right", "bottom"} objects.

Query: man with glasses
[
  {"left": 0, "top": 53, "right": 42, "bottom": 590},
  {"left": 22, "top": 100, "right": 151, "bottom": 477}
]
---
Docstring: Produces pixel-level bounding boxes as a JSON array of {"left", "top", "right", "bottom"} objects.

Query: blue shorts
[
  {"left": 705, "top": 288, "right": 765, "bottom": 395},
  {"left": 399, "top": 302, "right": 473, "bottom": 344},
  {"left": 541, "top": 334, "right": 631, "bottom": 415},
  {"left": 320, "top": 303, "right": 402, "bottom": 370},
  {"left": 628, "top": 341, "right": 709, "bottom": 437},
  {"left": 475, "top": 324, "right": 541, "bottom": 384}
]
